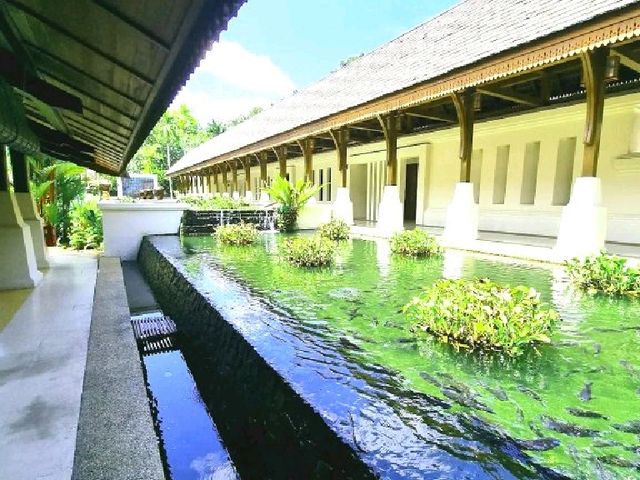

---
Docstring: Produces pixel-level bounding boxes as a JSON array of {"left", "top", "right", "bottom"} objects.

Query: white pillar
[
  {"left": 443, "top": 182, "right": 478, "bottom": 246},
  {"left": 232, "top": 191, "right": 240, "bottom": 201},
  {"left": 376, "top": 185, "right": 403, "bottom": 236},
  {"left": 0, "top": 190, "right": 43, "bottom": 289},
  {"left": 244, "top": 191, "right": 254, "bottom": 202},
  {"left": 332, "top": 187, "right": 354, "bottom": 225},
  {"left": 14, "top": 192, "right": 49, "bottom": 269},
  {"left": 555, "top": 177, "right": 607, "bottom": 259},
  {"left": 259, "top": 191, "right": 270, "bottom": 204}
]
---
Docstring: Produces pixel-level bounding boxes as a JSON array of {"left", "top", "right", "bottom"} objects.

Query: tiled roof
[{"left": 168, "top": 0, "right": 639, "bottom": 175}]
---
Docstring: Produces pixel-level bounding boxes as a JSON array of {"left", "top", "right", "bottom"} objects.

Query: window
[
  {"left": 319, "top": 169, "right": 324, "bottom": 201},
  {"left": 552, "top": 137, "right": 576, "bottom": 206},
  {"left": 520, "top": 141, "right": 540, "bottom": 205},
  {"left": 327, "top": 168, "right": 332, "bottom": 201},
  {"left": 493, "top": 145, "right": 510, "bottom": 204}
]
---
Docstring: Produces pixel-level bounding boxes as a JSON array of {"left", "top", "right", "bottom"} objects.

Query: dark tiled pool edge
[{"left": 138, "top": 236, "right": 375, "bottom": 479}]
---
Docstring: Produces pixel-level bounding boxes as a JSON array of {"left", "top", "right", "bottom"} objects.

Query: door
[{"left": 404, "top": 163, "right": 418, "bottom": 221}]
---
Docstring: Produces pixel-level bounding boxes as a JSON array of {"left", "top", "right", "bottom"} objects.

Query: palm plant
[{"left": 266, "top": 175, "right": 319, "bottom": 232}]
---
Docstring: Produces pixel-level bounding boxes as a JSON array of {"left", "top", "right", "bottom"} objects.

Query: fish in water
[
  {"left": 339, "top": 336, "right": 362, "bottom": 351},
  {"left": 515, "top": 437, "right": 560, "bottom": 451},
  {"left": 566, "top": 407, "right": 608, "bottom": 420},
  {"left": 579, "top": 382, "right": 592, "bottom": 401},
  {"left": 419, "top": 371, "right": 443, "bottom": 388},
  {"left": 541, "top": 415, "right": 600, "bottom": 437},
  {"left": 487, "top": 387, "right": 509, "bottom": 402},
  {"left": 593, "top": 343, "right": 602, "bottom": 355},
  {"left": 620, "top": 360, "right": 640, "bottom": 380},
  {"left": 598, "top": 455, "right": 640, "bottom": 469},
  {"left": 441, "top": 386, "right": 494, "bottom": 414},
  {"left": 612, "top": 420, "right": 640, "bottom": 434},
  {"left": 516, "top": 385, "right": 544, "bottom": 403}
]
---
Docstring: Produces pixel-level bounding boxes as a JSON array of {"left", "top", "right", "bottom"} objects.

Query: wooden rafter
[{"left": 476, "top": 86, "right": 540, "bottom": 106}]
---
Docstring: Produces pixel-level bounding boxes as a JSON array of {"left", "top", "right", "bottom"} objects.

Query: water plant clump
[
  {"left": 404, "top": 278, "right": 560, "bottom": 355},
  {"left": 565, "top": 252, "right": 640, "bottom": 296},
  {"left": 266, "top": 176, "right": 319, "bottom": 232},
  {"left": 215, "top": 223, "right": 259, "bottom": 246},
  {"left": 390, "top": 229, "right": 442, "bottom": 257},
  {"left": 280, "top": 235, "right": 336, "bottom": 267},
  {"left": 318, "top": 219, "right": 350, "bottom": 241}
]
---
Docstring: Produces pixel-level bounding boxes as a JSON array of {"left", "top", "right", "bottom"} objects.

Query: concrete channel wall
[{"left": 138, "top": 237, "right": 374, "bottom": 480}]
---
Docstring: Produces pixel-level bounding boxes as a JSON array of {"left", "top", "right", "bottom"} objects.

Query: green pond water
[{"left": 180, "top": 234, "right": 640, "bottom": 479}]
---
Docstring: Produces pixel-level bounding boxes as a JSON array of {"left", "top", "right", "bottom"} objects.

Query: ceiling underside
[{"left": 0, "top": 0, "right": 244, "bottom": 174}]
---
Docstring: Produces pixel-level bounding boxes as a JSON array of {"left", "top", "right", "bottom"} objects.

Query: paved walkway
[
  {"left": 0, "top": 249, "right": 97, "bottom": 480},
  {"left": 352, "top": 221, "right": 640, "bottom": 263}
]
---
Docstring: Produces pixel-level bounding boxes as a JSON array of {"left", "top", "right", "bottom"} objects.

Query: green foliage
[
  {"left": 69, "top": 200, "right": 103, "bottom": 250},
  {"left": 42, "top": 202, "right": 59, "bottom": 226},
  {"left": 215, "top": 223, "right": 259, "bottom": 246},
  {"left": 318, "top": 219, "right": 350, "bottom": 241},
  {"left": 280, "top": 235, "right": 336, "bottom": 267},
  {"left": 180, "top": 195, "right": 249, "bottom": 210},
  {"left": 266, "top": 176, "right": 320, "bottom": 232},
  {"left": 565, "top": 252, "right": 640, "bottom": 296},
  {"left": 390, "top": 229, "right": 442, "bottom": 257},
  {"left": 404, "top": 278, "right": 560, "bottom": 356}
]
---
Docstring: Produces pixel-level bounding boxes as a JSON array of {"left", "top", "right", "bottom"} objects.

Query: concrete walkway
[
  {"left": 352, "top": 222, "right": 640, "bottom": 264},
  {"left": 0, "top": 249, "right": 97, "bottom": 480}
]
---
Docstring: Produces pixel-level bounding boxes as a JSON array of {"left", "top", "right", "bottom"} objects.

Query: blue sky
[{"left": 172, "top": 0, "right": 458, "bottom": 125}]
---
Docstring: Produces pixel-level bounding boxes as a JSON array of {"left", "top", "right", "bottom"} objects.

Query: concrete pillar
[
  {"left": 376, "top": 115, "right": 403, "bottom": 235},
  {"left": 10, "top": 150, "right": 49, "bottom": 269},
  {"left": 0, "top": 148, "right": 42, "bottom": 289},
  {"left": 330, "top": 128, "right": 353, "bottom": 224}
]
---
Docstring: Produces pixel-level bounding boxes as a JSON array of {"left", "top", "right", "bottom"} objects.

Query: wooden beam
[
  {"left": 91, "top": 0, "right": 171, "bottom": 52},
  {"left": 4, "top": 0, "right": 154, "bottom": 85},
  {"left": 580, "top": 48, "right": 607, "bottom": 176},
  {"left": 297, "top": 139, "right": 314, "bottom": 182},
  {"left": 329, "top": 127, "right": 349, "bottom": 188},
  {"left": 451, "top": 89, "right": 475, "bottom": 182},
  {"left": 476, "top": 86, "right": 541, "bottom": 106},
  {"left": 611, "top": 45, "right": 640, "bottom": 73},
  {"left": 377, "top": 112, "right": 399, "bottom": 185},
  {"left": 405, "top": 111, "right": 455, "bottom": 123},
  {"left": 349, "top": 125, "right": 383, "bottom": 133},
  {"left": 273, "top": 146, "right": 287, "bottom": 178}
]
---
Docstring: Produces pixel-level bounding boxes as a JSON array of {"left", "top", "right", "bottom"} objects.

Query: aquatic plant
[
  {"left": 266, "top": 176, "right": 319, "bottom": 232},
  {"left": 318, "top": 218, "right": 350, "bottom": 241},
  {"left": 280, "top": 235, "right": 336, "bottom": 267},
  {"left": 390, "top": 229, "right": 442, "bottom": 257},
  {"left": 404, "top": 278, "right": 560, "bottom": 355},
  {"left": 565, "top": 252, "right": 640, "bottom": 296},
  {"left": 215, "top": 223, "right": 259, "bottom": 246}
]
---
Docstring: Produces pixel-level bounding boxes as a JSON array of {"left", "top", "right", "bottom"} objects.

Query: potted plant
[
  {"left": 42, "top": 202, "right": 59, "bottom": 247},
  {"left": 266, "top": 176, "right": 319, "bottom": 232},
  {"left": 153, "top": 187, "right": 165, "bottom": 200}
]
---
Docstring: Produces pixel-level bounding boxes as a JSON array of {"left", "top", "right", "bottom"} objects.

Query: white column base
[
  {"left": 259, "top": 191, "right": 270, "bottom": 204},
  {"left": 376, "top": 186, "right": 404, "bottom": 237},
  {"left": 232, "top": 191, "right": 240, "bottom": 201},
  {"left": 0, "top": 191, "right": 43, "bottom": 289},
  {"left": 298, "top": 197, "right": 332, "bottom": 230},
  {"left": 555, "top": 177, "right": 607, "bottom": 260},
  {"left": 244, "top": 190, "right": 254, "bottom": 202},
  {"left": 443, "top": 182, "right": 478, "bottom": 246},
  {"left": 14, "top": 192, "right": 49, "bottom": 269},
  {"left": 332, "top": 187, "right": 354, "bottom": 225},
  {"left": 222, "top": 192, "right": 230, "bottom": 198}
]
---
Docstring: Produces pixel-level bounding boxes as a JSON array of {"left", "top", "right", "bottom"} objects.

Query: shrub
[
  {"left": 69, "top": 200, "right": 103, "bottom": 250},
  {"left": 318, "top": 219, "right": 350, "bottom": 241},
  {"left": 404, "top": 278, "right": 560, "bottom": 356},
  {"left": 181, "top": 195, "right": 248, "bottom": 210},
  {"left": 281, "top": 236, "right": 336, "bottom": 267},
  {"left": 565, "top": 252, "right": 640, "bottom": 296},
  {"left": 390, "top": 229, "right": 442, "bottom": 257},
  {"left": 215, "top": 223, "right": 259, "bottom": 246}
]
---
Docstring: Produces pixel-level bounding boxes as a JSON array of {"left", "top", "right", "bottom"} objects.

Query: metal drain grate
[{"left": 131, "top": 312, "right": 177, "bottom": 355}]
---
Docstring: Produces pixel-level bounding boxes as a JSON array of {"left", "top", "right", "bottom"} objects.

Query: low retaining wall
[
  {"left": 138, "top": 236, "right": 373, "bottom": 479},
  {"left": 181, "top": 208, "right": 275, "bottom": 235}
]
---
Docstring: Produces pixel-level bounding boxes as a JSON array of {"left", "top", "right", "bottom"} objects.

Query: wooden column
[
  {"left": 297, "top": 139, "right": 314, "bottom": 183},
  {"left": 273, "top": 146, "right": 288, "bottom": 178},
  {"left": 9, "top": 150, "right": 29, "bottom": 193},
  {"left": 221, "top": 164, "right": 229, "bottom": 193},
  {"left": 230, "top": 160, "right": 239, "bottom": 192},
  {"left": 452, "top": 89, "right": 475, "bottom": 182},
  {"left": 581, "top": 49, "right": 607, "bottom": 177},
  {"left": 330, "top": 127, "right": 349, "bottom": 188},
  {"left": 241, "top": 157, "right": 251, "bottom": 191},
  {"left": 377, "top": 113, "right": 399, "bottom": 185},
  {"left": 257, "top": 152, "right": 268, "bottom": 190},
  {"left": 212, "top": 167, "right": 220, "bottom": 193},
  {"left": 0, "top": 147, "right": 8, "bottom": 191}
]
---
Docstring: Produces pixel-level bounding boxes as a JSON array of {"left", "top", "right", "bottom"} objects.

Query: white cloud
[{"left": 171, "top": 40, "right": 295, "bottom": 125}]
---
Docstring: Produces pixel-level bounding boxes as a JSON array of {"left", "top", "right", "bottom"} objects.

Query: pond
[{"left": 149, "top": 234, "right": 640, "bottom": 479}]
